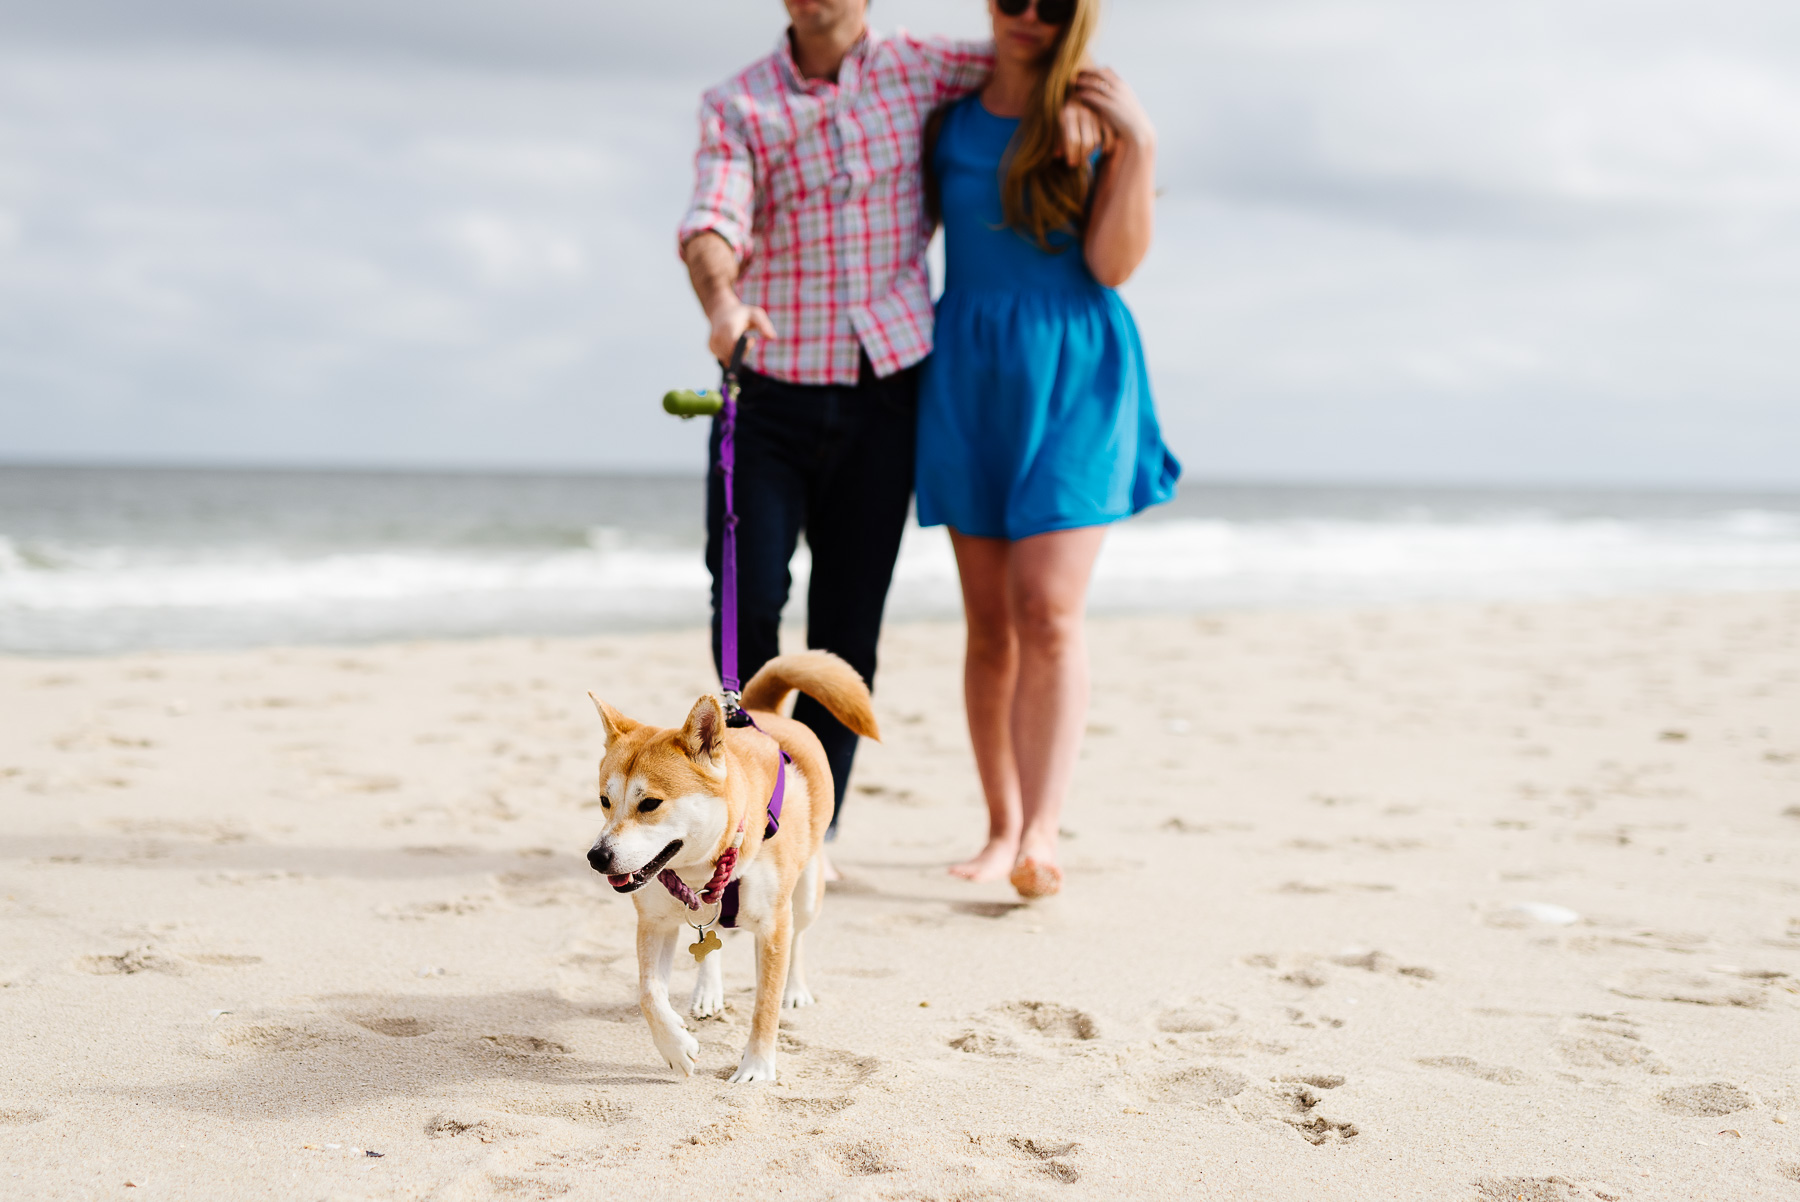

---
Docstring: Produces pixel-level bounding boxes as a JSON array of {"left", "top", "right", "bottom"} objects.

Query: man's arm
[
  {"left": 676, "top": 95, "right": 775, "bottom": 363},
  {"left": 912, "top": 34, "right": 991, "bottom": 105},
  {"left": 911, "top": 33, "right": 1100, "bottom": 168},
  {"left": 682, "top": 232, "right": 776, "bottom": 364}
]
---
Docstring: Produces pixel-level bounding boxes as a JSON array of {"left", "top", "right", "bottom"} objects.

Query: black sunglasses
[{"left": 996, "top": 0, "right": 1075, "bottom": 26}]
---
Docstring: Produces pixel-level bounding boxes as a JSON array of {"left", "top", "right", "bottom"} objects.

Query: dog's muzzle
[{"left": 590, "top": 838, "right": 682, "bottom": 893}]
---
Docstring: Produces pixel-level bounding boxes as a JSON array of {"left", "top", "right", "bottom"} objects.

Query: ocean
[{"left": 3, "top": 464, "right": 1799, "bottom": 655}]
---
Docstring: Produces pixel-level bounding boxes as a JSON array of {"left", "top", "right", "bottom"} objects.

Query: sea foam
[{"left": 4, "top": 503, "right": 1799, "bottom": 653}]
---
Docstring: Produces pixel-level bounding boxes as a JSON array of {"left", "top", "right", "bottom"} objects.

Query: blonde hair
[{"left": 1000, "top": 0, "right": 1101, "bottom": 249}]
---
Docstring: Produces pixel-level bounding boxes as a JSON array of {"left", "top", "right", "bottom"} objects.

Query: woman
[{"left": 916, "top": 0, "right": 1179, "bottom": 899}]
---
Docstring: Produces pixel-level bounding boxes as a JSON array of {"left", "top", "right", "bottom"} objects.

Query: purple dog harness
[{"left": 657, "top": 334, "right": 787, "bottom": 930}]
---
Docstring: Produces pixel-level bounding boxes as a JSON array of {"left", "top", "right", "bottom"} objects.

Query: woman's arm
[{"left": 1073, "top": 68, "right": 1156, "bottom": 288}]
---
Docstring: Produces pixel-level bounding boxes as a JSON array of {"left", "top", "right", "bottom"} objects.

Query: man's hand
[
  {"left": 1058, "top": 96, "right": 1106, "bottom": 168},
  {"left": 707, "top": 298, "right": 778, "bottom": 365},
  {"left": 682, "top": 231, "right": 778, "bottom": 364}
]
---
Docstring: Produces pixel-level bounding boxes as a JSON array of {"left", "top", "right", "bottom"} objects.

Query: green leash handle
[
  {"left": 662, "top": 389, "right": 724, "bottom": 419},
  {"left": 664, "top": 337, "right": 749, "bottom": 419}
]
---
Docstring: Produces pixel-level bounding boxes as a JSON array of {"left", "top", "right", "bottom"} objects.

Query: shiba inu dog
[{"left": 584, "top": 651, "right": 878, "bottom": 1083}]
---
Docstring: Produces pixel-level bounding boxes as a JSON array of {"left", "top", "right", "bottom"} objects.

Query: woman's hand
[
  {"left": 1074, "top": 68, "right": 1156, "bottom": 288},
  {"left": 1057, "top": 100, "right": 1105, "bottom": 168},
  {"left": 1071, "top": 68, "right": 1155, "bottom": 153}
]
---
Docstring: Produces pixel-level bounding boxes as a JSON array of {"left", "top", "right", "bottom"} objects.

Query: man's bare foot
[
  {"left": 949, "top": 837, "right": 1018, "bottom": 882},
  {"left": 820, "top": 847, "right": 842, "bottom": 883}
]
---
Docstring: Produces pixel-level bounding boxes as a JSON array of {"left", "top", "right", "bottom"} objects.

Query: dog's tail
[{"left": 740, "top": 650, "right": 880, "bottom": 741}]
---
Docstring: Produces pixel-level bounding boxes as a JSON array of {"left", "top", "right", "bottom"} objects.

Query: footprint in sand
[
  {"left": 1654, "top": 1081, "right": 1756, "bottom": 1117},
  {"left": 484, "top": 1172, "right": 572, "bottom": 1199},
  {"left": 953, "top": 1001, "right": 1099, "bottom": 1056},
  {"left": 1281, "top": 1006, "right": 1346, "bottom": 1030},
  {"left": 1218, "top": 1076, "right": 1359, "bottom": 1146},
  {"left": 832, "top": 1140, "right": 902, "bottom": 1176},
  {"left": 216, "top": 1024, "right": 347, "bottom": 1053},
  {"left": 1156, "top": 1000, "right": 1238, "bottom": 1033},
  {"left": 479, "top": 1035, "right": 572, "bottom": 1058},
  {"left": 1557, "top": 1015, "right": 1667, "bottom": 1074},
  {"left": 775, "top": 1096, "right": 855, "bottom": 1118},
  {"left": 1474, "top": 1176, "right": 1624, "bottom": 1201},
  {"left": 1247, "top": 949, "right": 1434, "bottom": 990},
  {"left": 781, "top": 1047, "right": 879, "bottom": 1093},
  {"left": 996, "top": 1000, "right": 1099, "bottom": 1040},
  {"left": 1610, "top": 968, "right": 1769, "bottom": 1008},
  {"left": 0, "top": 1107, "right": 48, "bottom": 1126},
  {"left": 1149, "top": 1065, "right": 1250, "bottom": 1104},
  {"left": 426, "top": 1113, "right": 539, "bottom": 1142},
  {"left": 1568, "top": 927, "right": 1709, "bottom": 955},
  {"left": 501, "top": 1097, "right": 630, "bottom": 1127},
  {"left": 1277, "top": 881, "right": 1397, "bottom": 895},
  {"left": 351, "top": 1015, "right": 435, "bottom": 1037},
  {"left": 182, "top": 952, "right": 262, "bottom": 968},
  {"left": 949, "top": 1030, "right": 1020, "bottom": 1057},
  {"left": 1417, "top": 1056, "right": 1531, "bottom": 1086},
  {"left": 379, "top": 895, "right": 493, "bottom": 920},
  {"left": 1330, "top": 949, "right": 1436, "bottom": 980},
  {"left": 1009, "top": 1137, "right": 1081, "bottom": 1183},
  {"left": 1286, "top": 1114, "right": 1359, "bottom": 1146},
  {"left": 76, "top": 946, "right": 184, "bottom": 976},
  {"left": 1280, "top": 1073, "right": 1347, "bottom": 1089}
]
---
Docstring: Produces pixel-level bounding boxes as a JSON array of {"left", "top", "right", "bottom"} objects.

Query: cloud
[
  {"left": 0, "top": 0, "right": 1797, "bottom": 483},
  {"left": 0, "top": 0, "right": 783, "bottom": 74},
  {"left": 1115, "top": 0, "right": 1800, "bottom": 233}
]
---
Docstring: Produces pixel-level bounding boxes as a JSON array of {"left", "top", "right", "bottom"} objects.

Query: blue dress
[{"left": 915, "top": 95, "right": 1180, "bottom": 541}]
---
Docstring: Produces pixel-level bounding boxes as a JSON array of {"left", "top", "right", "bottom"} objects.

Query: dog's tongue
[{"left": 607, "top": 873, "right": 632, "bottom": 888}]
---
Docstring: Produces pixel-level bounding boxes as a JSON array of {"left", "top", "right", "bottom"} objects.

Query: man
[{"left": 677, "top": 0, "right": 1091, "bottom": 844}]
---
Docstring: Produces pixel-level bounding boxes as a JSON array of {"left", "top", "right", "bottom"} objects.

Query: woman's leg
[
  {"left": 1006, "top": 526, "right": 1107, "bottom": 875},
  {"left": 947, "top": 530, "right": 1024, "bottom": 881}
]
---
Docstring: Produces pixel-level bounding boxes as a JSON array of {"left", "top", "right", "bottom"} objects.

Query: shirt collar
[{"left": 775, "top": 25, "right": 879, "bottom": 94}]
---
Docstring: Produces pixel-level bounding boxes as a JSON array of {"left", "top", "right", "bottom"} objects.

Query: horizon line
[{"left": 2, "top": 457, "right": 1799, "bottom": 498}]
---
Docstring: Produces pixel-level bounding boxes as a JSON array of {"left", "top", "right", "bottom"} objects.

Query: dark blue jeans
[{"left": 706, "top": 357, "right": 918, "bottom": 837}]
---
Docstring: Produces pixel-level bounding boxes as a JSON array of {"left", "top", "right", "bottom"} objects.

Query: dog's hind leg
[
  {"left": 637, "top": 920, "right": 698, "bottom": 1076},
  {"left": 690, "top": 934, "right": 725, "bottom": 1018},
  {"left": 783, "top": 854, "right": 822, "bottom": 1009},
  {"left": 728, "top": 907, "right": 792, "bottom": 1084}
]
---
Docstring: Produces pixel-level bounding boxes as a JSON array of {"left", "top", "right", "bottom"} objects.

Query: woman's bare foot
[
  {"left": 1009, "top": 856, "right": 1062, "bottom": 900},
  {"left": 820, "top": 847, "right": 842, "bottom": 883},
  {"left": 949, "top": 836, "right": 1019, "bottom": 882}
]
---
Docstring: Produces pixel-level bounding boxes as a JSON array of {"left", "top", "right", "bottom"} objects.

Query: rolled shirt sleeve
[{"left": 676, "top": 93, "right": 755, "bottom": 262}]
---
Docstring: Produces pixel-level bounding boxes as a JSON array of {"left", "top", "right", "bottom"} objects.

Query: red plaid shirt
[{"left": 678, "top": 28, "right": 992, "bottom": 385}]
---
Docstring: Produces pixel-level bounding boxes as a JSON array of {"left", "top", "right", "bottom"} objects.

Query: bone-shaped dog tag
[{"left": 688, "top": 927, "right": 722, "bottom": 963}]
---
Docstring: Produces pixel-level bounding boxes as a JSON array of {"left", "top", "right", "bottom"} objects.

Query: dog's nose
[{"left": 586, "top": 843, "right": 611, "bottom": 874}]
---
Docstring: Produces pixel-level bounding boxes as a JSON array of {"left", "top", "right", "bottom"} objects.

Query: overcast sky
[{"left": 1, "top": 0, "right": 1797, "bottom": 486}]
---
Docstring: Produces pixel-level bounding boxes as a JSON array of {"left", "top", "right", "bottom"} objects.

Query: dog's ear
[
  {"left": 588, "top": 692, "right": 638, "bottom": 747},
  {"left": 679, "top": 694, "right": 726, "bottom": 768}
]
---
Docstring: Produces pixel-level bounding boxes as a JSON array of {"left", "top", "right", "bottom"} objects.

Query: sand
[{"left": 2, "top": 593, "right": 1798, "bottom": 1200}]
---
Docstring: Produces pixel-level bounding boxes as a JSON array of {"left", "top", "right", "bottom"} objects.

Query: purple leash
[
  {"left": 718, "top": 333, "right": 746, "bottom": 716},
  {"left": 656, "top": 333, "right": 784, "bottom": 928}
]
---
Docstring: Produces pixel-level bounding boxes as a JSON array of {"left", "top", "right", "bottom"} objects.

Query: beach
[{"left": 2, "top": 592, "right": 1797, "bottom": 1200}]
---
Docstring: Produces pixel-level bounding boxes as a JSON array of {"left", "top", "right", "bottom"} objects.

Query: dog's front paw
[
  {"left": 782, "top": 982, "right": 815, "bottom": 1009},
  {"left": 651, "top": 1021, "right": 700, "bottom": 1077},
  {"left": 727, "top": 1050, "right": 778, "bottom": 1084}
]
